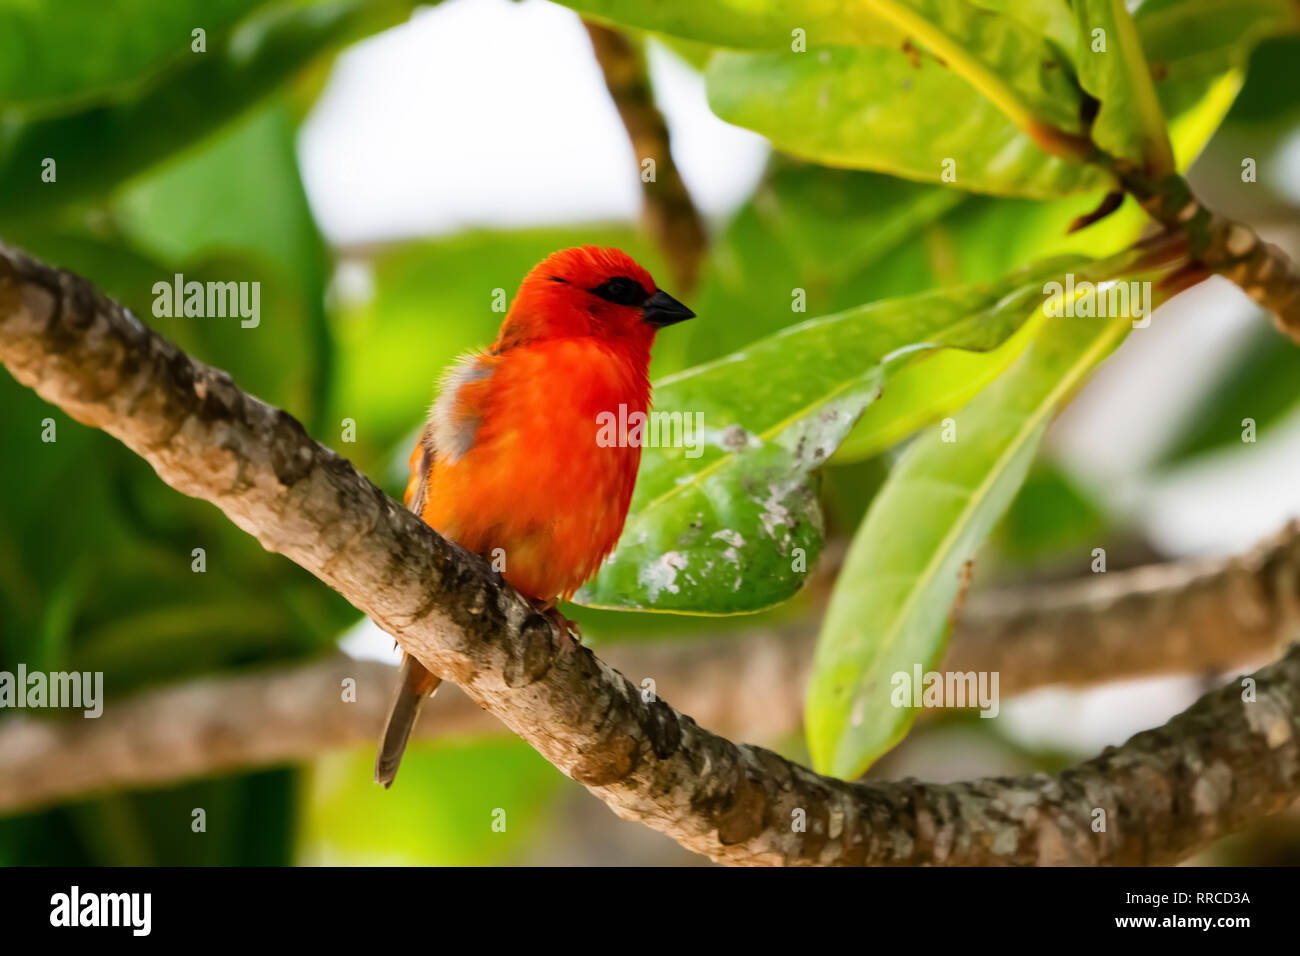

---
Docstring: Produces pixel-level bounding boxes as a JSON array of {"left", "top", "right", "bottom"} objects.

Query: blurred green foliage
[
  {"left": 0, "top": 0, "right": 418, "bottom": 866},
  {"left": 301, "top": 738, "right": 565, "bottom": 865},
  {"left": 1, "top": 0, "right": 1298, "bottom": 864},
  {"left": 0, "top": 0, "right": 264, "bottom": 111}
]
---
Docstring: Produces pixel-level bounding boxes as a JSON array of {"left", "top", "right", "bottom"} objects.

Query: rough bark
[
  {"left": 0, "top": 635, "right": 809, "bottom": 815},
  {"left": 3, "top": 242, "right": 1299, "bottom": 864},
  {"left": 5, "top": 516, "right": 1298, "bottom": 815},
  {"left": 1122, "top": 171, "right": 1300, "bottom": 340},
  {"left": 951, "top": 520, "right": 1300, "bottom": 696}
]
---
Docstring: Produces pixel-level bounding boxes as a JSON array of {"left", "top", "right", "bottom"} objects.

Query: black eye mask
[{"left": 588, "top": 275, "right": 649, "bottom": 306}]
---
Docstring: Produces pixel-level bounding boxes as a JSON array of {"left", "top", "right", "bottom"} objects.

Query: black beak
[{"left": 643, "top": 290, "right": 695, "bottom": 328}]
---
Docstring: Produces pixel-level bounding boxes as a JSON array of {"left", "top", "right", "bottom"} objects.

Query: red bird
[{"left": 375, "top": 246, "right": 694, "bottom": 786}]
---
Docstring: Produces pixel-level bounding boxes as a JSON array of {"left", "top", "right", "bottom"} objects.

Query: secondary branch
[
  {"left": 1123, "top": 170, "right": 1300, "bottom": 340},
  {"left": 4, "top": 515, "right": 1297, "bottom": 814},
  {"left": 584, "top": 21, "right": 708, "bottom": 294}
]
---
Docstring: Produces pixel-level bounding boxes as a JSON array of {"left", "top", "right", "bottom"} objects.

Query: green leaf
[
  {"left": 806, "top": 303, "right": 1134, "bottom": 779},
  {"left": 1139, "top": 0, "right": 1297, "bottom": 81},
  {"left": 1074, "top": 0, "right": 1175, "bottom": 173},
  {"left": 706, "top": 46, "right": 1110, "bottom": 198},
  {"left": 700, "top": 0, "right": 1294, "bottom": 198},
  {"left": 1222, "top": 33, "right": 1300, "bottom": 125},
  {"left": 556, "top": 0, "right": 903, "bottom": 51},
  {"left": 567, "top": 0, "right": 1084, "bottom": 141},
  {"left": 860, "top": 0, "right": 1086, "bottom": 135},
  {"left": 687, "top": 14, "right": 1243, "bottom": 463},
  {"left": 1139, "top": 0, "right": 1299, "bottom": 168},
  {"left": 682, "top": 166, "right": 1144, "bottom": 468},
  {"left": 0, "top": 0, "right": 267, "bottom": 112},
  {"left": 832, "top": 318, "right": 1040, "bottom": 462},
  {"left": 574, "top": 255, "right": 1088, "bottom": 614},
  {"left": 681, "top": 163, "right": 966, "bottom": 367},
  {"left": 967, "top": 0, "right": 1079, "bottom": 53},
  {"left": 0, "top": 0, "right": 417, "bottom": 218}
]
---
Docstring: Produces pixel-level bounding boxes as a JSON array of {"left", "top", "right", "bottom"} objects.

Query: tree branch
[
  {"left": 3, "top": 242, "right": 1300, "bottom": 864},
  {"left": 952, "top": 519, "right": 1300, "bottom": 696},
  {"left": 584, "top": 21, "right": 708, "bottom": 294},
  {"left": 4, "top": 516, "right": 1297, "bottom": 814},
  {"left": 1121, "top": 170, "right": 1300, "bottom": 340},
  {"left": 0, "top": 637, "right": 806, "bottom": 814}
]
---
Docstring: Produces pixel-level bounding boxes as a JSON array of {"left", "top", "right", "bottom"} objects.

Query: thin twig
[
  {"left": 584, "top": 21, "right": 708, "bottom": 294},
  {"left": 1121, "top": 170, "right": 1300, "bottom": 339}
]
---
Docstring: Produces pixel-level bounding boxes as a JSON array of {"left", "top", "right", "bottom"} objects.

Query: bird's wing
[
  {"left": 428, "top": 352, "right": 494, "bottom": 464},
  {"left": 404, "top": 351, "right": 496, "bottom": 520},
  {"left": 403, "top": 423, "right": 436, "bottom": 518},
  {"left": 383, "top": 407, "right": 442, "bottom": 789},
  {"left": 381, "top": 355, "right": 494, "bottom": 788}
]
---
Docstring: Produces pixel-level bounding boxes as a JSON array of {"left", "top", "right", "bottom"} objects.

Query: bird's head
[{"left": 494, "top": 246, "right": 694, "bottom": 355}]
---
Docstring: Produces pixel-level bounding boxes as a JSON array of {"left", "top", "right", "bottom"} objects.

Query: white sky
[
  {"left": 1052, "top": 276, "right": 1300, "bottom": 557},
  {"left": 298, "top": 0, "right": 767, "bottom": 244}
]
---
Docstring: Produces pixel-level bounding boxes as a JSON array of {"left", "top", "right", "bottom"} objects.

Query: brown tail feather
[{"left": 374, "top": 655, "right": 442, "bottom": 788}]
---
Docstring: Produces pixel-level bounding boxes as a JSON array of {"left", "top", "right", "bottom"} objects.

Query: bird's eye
[{"left": 589, "top": 276, "right": 648, "bottom": 306}]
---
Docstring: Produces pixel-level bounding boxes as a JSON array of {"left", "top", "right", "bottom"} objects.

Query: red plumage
[{"left": 377, "top": 246, "right": 694, "bottom": 786}]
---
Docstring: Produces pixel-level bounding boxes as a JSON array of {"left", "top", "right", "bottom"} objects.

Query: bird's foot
[{"left": 533, "top": 599, "right": 583, "bottom": 646}]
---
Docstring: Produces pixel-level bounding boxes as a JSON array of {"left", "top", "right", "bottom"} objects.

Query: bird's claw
[{"left": 534, "top": 600, "right": 582, "bottom": 648}]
